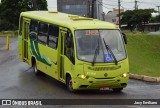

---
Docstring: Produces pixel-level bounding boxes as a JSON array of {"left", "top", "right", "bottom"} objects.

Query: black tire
[
  {"left": 112, "top": 88, "right": 123, "bottom": 93},
  {"left": 32, "top": 61, "right": 40, "bottom": 76},
  {"left": 66, "top": 75, "right": 75, "bottom": 93}
]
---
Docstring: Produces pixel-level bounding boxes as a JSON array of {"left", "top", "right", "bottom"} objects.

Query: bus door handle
[{"left": 52, "top": 61, "right": 57, "bottom": 65}]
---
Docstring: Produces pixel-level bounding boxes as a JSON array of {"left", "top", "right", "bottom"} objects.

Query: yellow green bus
[{"left": 18, "top": 11, "right": 129, "bottom": 92}]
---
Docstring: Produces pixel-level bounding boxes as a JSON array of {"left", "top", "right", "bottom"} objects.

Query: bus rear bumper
[{"left": 72, "top": 76, "right": 129, "bottom": 90}]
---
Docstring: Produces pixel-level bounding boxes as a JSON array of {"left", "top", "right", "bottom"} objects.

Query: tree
[
  {"left": 0, "top": 0, "right": 47, "bottom": 31},
  {"left": 31, "top": 0, "right": 47, "bottom": 10},
  {"left": 120, "top": 10, "right": 135, "bottom": 32},
  {"left": 121, "top": 9, "right": 154, "bottom": 32},
  {"left": 150, "top": 15, "right": 160, "bottom": 23}
]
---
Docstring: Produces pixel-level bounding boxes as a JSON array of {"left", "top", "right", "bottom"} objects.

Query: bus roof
[{"left": 21, "top": 11, "right": 117, "bottom": 30}]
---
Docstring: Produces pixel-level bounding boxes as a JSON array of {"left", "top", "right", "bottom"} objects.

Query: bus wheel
[
  {"left": 67, "top": 75, "right": 75, "bottom": 93},
  {"left": 112, "top": 88, "right": 123, "bottom": 92}
]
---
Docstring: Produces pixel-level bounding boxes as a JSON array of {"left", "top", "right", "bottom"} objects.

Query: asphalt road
[
  {"left": 0, "top": 37, "right": 160, "bottom": 107},
  {"left": 149, "top": 31, "right": 160, "bottom": 35}
]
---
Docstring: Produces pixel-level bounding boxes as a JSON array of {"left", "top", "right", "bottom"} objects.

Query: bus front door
[
  {"left": 23, "top": 18, "right": 30, "bottom": 62},
  {"left": 59, "top": 31, "right": 67, "bottom": 82}
]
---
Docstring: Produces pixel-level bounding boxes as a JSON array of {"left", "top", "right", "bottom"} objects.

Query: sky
[
  {"left": 47, "top": 0, "right": 160, "bottom": 13},
  {"left": 0, "top": 0, "right": 159, "bottom": 14},
  {"left": 103, "top": 0, "right": 160, "bottom": 13},
  {"left": 0, "top": 0, "right": 159, "bottom": 16}
]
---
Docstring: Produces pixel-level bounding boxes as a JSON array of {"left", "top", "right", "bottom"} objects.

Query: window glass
[
  {"left": 48, "top": 25, "right": 59, "bottom": 49},
  {"left": 38, "top": 22, "right": 48, "bottom": 44},
  {"left": 30, "top": 20, "right": 38, "bottom": 32},
  {"left": 39, "top": 23, "right": 48, "bottom": 34},
  {"left": 64, "top": 31, "right": 75, "bottom": 64},
  {"left": 75, "top": 30, "right": 126, "bottom": 63},
  {"left": 30, "top": 20, "right": 38, "bottom": 40}
]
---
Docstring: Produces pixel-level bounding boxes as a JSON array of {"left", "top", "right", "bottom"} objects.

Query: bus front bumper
[{"left": 72, "top": 75, "right": 129, "bottom": 90}]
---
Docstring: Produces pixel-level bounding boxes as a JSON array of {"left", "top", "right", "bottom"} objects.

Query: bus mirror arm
[{"left": 122, "top": 33, "right": 127, "bottom": 44}]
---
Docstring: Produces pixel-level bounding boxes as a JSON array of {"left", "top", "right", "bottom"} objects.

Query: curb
[{"left": 129, "top": 73, "right": 160, "bottom": 83}]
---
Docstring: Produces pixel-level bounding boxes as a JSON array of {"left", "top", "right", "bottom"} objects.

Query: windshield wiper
[
  {"left": 103, "top": 38, "right": 118, "bottom": 65},
  {"left": 92, "top": 39, "right": 100, "bottom": 66}
]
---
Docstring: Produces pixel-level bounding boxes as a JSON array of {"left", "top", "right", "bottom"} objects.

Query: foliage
[
  {"left": 150, "top": 15, "right": 160, "bottom": 23},
  {"left": 0, "top": 0, "right": 47, "bottom": 31},
  {"left": 121, "top": 9, "right": 154, "bottom": 32}
]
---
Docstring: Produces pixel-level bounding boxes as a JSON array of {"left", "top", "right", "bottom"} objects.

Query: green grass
[
  {"left": 0, "top": 31, "right": 18, "bottom": 37},
  {"left": 125, "top": 32, "right": 160, "bottom": 77}
]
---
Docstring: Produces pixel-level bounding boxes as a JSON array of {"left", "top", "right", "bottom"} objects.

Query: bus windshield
[{"left": 75, "top": 30, "right": 126, "bottom": 63}]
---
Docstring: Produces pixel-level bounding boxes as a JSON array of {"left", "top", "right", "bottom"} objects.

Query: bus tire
[
  {"left": 66, "top": 75, "right": 75, "bottom": 93},
  {"left": 112, "top": 88, "right": 123, "bottom": 92}
]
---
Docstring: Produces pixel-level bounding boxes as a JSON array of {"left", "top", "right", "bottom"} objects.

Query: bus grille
[{"left": 88, "top": 65, "right": 121, "bottom": 71}]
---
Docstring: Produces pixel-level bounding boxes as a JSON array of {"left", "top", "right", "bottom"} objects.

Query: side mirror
[{"left": 122, "top": 33, "right": 127, "bottom": 44}]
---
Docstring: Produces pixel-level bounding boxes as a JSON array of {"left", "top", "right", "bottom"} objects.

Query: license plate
[{"left": 100, "top": 87, "right": 109, "bottom": 90}]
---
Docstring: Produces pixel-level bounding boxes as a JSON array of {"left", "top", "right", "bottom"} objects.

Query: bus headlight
[
  {"left": 121, "top": 73, "right": 128, "bottom": 77},
  {"left": 78, "top": 74, "right": 86, "bottom": 79}
]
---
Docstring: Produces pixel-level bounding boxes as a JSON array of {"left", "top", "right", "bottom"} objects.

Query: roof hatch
[{"left": 68, "top": 15, "right": 93, "bottom": 21}]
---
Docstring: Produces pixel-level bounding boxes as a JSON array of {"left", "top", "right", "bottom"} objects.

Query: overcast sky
[
  {"left": 0, "top": 0, "right": 159, "bottom": 13},
  {"left": 48, "top": 0, "right": 160, "bottom": 13},
  {"left": 103, "top": 0, "right": 160, "bottom": 13}
]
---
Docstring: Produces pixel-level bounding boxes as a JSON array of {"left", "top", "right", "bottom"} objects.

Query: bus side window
[
  {"left": 38, "top": 22, "right": 48, "bottom": 45},
  {"left": 48, "top": 25, "right": 59, "bottom": 49},
  {"left": 65, "top": 30, "right": 75, "bottom": 64},
  {"left": 29, "top": 20, "right": 38, "bottom": 40}
]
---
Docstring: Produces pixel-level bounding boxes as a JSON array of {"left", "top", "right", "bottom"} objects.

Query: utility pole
[
  {"left": 157, "top": 6, "right": 160, "bottom": 15},
  {"left": 135, "top": 0, "right": 138, "bottom": 10},
  {"left": 118, "top": 0, "right": 121, "bottom": 28}
]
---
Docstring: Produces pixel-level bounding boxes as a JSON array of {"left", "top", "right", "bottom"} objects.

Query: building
[
  {"left": 57, "top": 0, "right": 103, "bottom": 20},
  {"left": 143, "top": 23, "right": 160, "bottom": 32},
  {"left": 105, "top": 8, "right": 124, "bottom": 25},
  {"left": 112, "top": 8, "right": 124, "bottom": 16}
]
